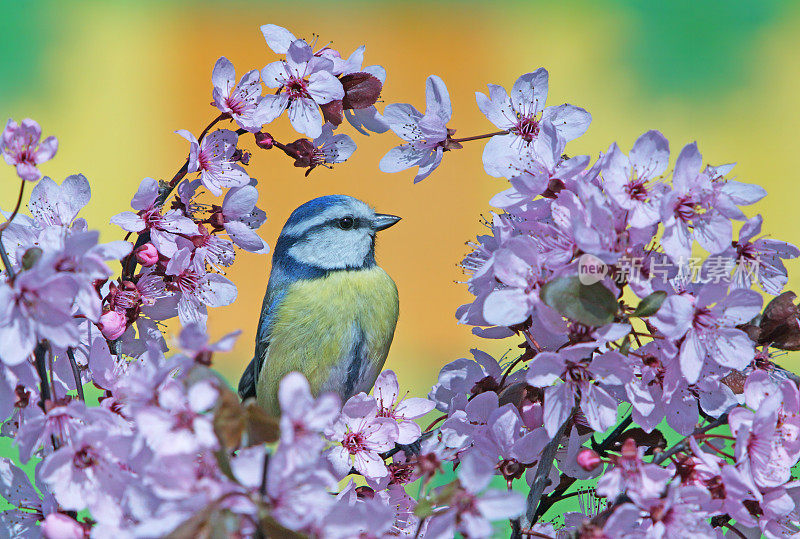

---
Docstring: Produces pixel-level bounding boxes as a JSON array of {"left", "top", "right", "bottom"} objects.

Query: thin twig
[
  {"left": 592, "top": 413, "right": 633, "bottom": 456},
  {"left": 510, "top": 517, "right": 522, "bottom": 539},
  {"left": 0, "top": 235, "right": 15, "bottom": 280},
  {"left": 0, "top": 178, "right": 26, "bottom": 233},
  {"left": 653, "top": 406, "right": 735, "bottom": 465},
  {"left": 46, "top": 342, "right": 57, "bottom": 403},
  {"left": 499, "top": 353, "right": 528, "bottom": 388},
  {"left": 523, "top": 330, "right": 543, "bottom": 353},
  {"left": 520, "top": 529, "right": 557, "bottom": 538},
  {"left": 33, "top": 341, "right": 50, "bottom": 412},
  {"left": 66, "top": 347, "right": 85, "bottom": 402},
  {"left": 449, "top": 130, "right": 508, "bottom": 143},
  {"left": 0, "top": 178, "right": 27, "bottom": 279},
  {"left": 723, "top": 522, "right": 748, "bottom": 539},
  {"left": 525, "top": 404, "right": 577, "bottom": 525},
  {"left": 423, "top": 414, "right": 447, "bottom": 433},
  {"left": 259, "top": 448, "right": 270, "bottom": 497},
  {"left": 123, "top": 112, "right": 229, "bottom": 279},
  {"left": 535, "top": 413, "right": 634, "bottom": 520}
]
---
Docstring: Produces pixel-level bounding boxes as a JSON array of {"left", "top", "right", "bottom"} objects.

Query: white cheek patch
[{"left": 288, "top": 228, "right": 373, "bottom": 269}]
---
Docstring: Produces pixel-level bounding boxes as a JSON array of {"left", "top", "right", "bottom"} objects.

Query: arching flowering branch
[{"left": 0, "top": 21, "right": 799, "bottom": 539}]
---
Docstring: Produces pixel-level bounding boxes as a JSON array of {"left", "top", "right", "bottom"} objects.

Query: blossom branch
[
  {"left": 0, "top": 177, "right": 27, "bottom": 279},
  {"left": 652, "top": 406, "right": 736, "bottom": 465},
  {"left": 66, "top": 347, "right": 85, "bottom": 402},
  {"left": 33, "top": 341, "right": 51, "bottom": 412},
  {"left": 591, "top": 412, "right": 633, "bottom": 456},
  {"left": 524, "top": 404, "right": 578, "bottom": 525},
  {"left": 449, "top": 130, "right": 508, "bottom": 143}
]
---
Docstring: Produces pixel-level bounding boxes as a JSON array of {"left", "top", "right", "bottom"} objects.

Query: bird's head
[{"left": 274, "top": 195, "right": 401, "bottom": 271}]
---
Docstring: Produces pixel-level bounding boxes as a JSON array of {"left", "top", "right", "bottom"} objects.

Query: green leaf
[
  {"left": 632, "top": 291, "right": 667, "bottom": 317},
  {"left": 21, "top": 247, "right": 42, "bottom": 270},
  {"left": 540, "top": 276, "right": 618, "bottom": 326},
  {"left": 619, "top": 335, "right": 632, "bottom": 356},
  {"left": 413, "top": 497, "right": 434, "bottom": 518}
]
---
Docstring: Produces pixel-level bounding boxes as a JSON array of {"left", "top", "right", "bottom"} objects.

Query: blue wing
[{"left": 237, "top": 289, "right": 286, "bottom": 400}]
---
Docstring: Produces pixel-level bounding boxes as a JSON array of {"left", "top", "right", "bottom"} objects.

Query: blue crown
[{"left": 283, "top": 195, "right": 353, "bottom": 229}]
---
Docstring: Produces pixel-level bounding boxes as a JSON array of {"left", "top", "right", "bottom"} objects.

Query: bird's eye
[{"left": 338, "top": 216, "right": 355, "bottom": 230}]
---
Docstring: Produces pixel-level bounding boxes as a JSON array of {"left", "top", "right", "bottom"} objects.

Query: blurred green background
[{"left": 2, "top": 0, "right": 799, "bottom": 397}]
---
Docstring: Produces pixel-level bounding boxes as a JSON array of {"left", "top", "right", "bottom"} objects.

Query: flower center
[
  {"left": 736, "top": 242, "right": 758, "bottom": 261},
  {"left": 564, "top": 360, "right": 592, "bottom": 383},
  {"left": 284, "top": 77, "right": 310, "bottom": 100},
  {"left": 692, "top": 307, "right": 717, "bottom": 332},
  {"left": 514, "top": 115, "right": 540, "bottom": 142},
  {"left": 675, "top": 195, "right": 698, "bottom": 222},
  {"left": 174, "top": 410, "right": 195, "bottom": 431},
  {"left": 625, "top": 177, "right": 649, "bottom": 201},
  {"left": 73, "top": 445, "right": 97, "bottom": 469},
  {"left": 342, "top": 431, "right": 366, "bottom": 454},
  {"left": 174, "top": 270, "right": 199, "bottom": 294},
  {"left": 141, "top": 208, "right": 164, "bottom": 229},
  {"left": 224, "top": 95, "right": 246, "bottom": 115}
]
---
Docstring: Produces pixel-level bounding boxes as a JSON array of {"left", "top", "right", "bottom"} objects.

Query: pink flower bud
[
  {"left": 98, "top": 310, "right": 126, "bottom": 340},
  {"left": 135, "top": 243, "right": 158, "bottom": 267},
  {"left": 41, "top": 513, "right": 84, "bottom": 539},
  {"left": 254, "top": 131, "right": 274, "bottom": 149},
  {"left": 577, "top": 448, "right": 601, "bottom": 471}
]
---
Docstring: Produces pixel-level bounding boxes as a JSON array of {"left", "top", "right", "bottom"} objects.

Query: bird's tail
[{"left": 238, "top": 357, "right": 257, "bottom": 400}]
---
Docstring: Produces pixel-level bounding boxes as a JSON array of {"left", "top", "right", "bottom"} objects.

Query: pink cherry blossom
[
  {"left": 326, "top": 395, "right": 399, "bottom": 481},
  {"left": 526, "top": 344, "right": 628, "bottom": 436},
  {"left": 28, "top": 173, "right": 90, "bottom": 229},
  {"left": 596, "top": 438, "right": 673, "bottom": 506},
  {"left": 176, "top": 128, "right": 250, "bottom": 196},
  {"left": 600, "top": 130, "right": 670, "bottom": 228},
  {"left": 477, "top": 68, "right": 591, "bottom": 177},
  {"left": 134, "top": 378, "right": 219, "bottom": 456},
  {"left": 652, "top": 285, "right": 762, "bottom": 383},
  {"left": 40, "top": 427, "right": 134, "bottom": 523},
  {"left": 605, "top": 484, "right": 717, "bottom": 538},
  {"left": 310, "top": 122, "right": 357, "bottom": 167},
  {"left": 277, "top": 372, "right": 341, "bottom": 468},
  {"left": 261, "top": 39, "right": 344, "bottom": 138},
  {"left": 379, "top": 75, "right": 452, "bottom": 183},
  {"left": 164, "top": 247, "right": 237, "bottom": 327},
  {"left": 425, "top": 452, "right": 525, "bottom": 538},
  {"left": 0, "top": 267, "right": 81, "bottom": 366},
  {"left": 211, "top": 56, "right": 269, "bottom": 132},
  {"left": 660, "top": 143, "right": 738, "bottom": 261},
  {"left": 729, "top": 391, "right": 794, "bottom": 490},
  {"left": 373, "top": 369, "right": 434, "bottom": 444},
  {"left": 110, "top": 177, "right": 198, "bottom": 257},
  {"left": 219, "top": 184, "right": 269, "bottom": 253},
  {"left": 727, "top": 214, "right": 800, "bottom": 295},
  {"left": 1, "top": 118, "right": 58, "bottom": 181}
]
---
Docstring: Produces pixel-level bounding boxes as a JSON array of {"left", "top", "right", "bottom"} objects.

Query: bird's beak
[{"left": 373, "top": 213, "right": 402, "bottom": 231}]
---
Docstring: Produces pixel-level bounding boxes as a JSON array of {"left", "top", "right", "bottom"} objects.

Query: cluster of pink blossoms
[{"left": 1, "top": 22, "right": 800, "bottom": 539}]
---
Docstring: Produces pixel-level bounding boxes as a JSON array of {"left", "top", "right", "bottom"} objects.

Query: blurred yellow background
[{"left": 2, "top": 0, "right": 799, "bottom": 395}]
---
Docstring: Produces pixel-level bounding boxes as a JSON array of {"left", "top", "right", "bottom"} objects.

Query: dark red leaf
[
  {"left": 320, "top": 99, "right": 343, "bottom": 126},
  {"left": 340, "top": 72, "right": 382, "bottom": 110}
]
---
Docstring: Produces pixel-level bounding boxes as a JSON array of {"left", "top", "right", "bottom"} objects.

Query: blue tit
[{"left": 238, "top": 195, "right": 401, "bottom": 415}]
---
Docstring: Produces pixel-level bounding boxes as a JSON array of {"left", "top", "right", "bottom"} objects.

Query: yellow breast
[{"left": 256, "top": 266, "right": 399, "bottom": 413}]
